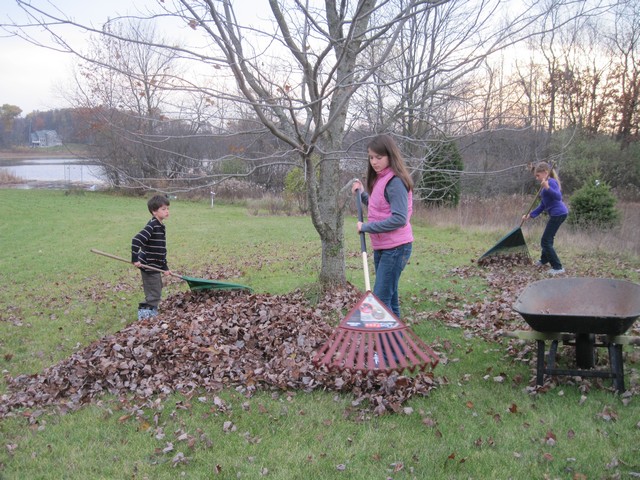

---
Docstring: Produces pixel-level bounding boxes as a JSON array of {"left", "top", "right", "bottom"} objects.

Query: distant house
[{"left": 30, "top": 130, "right": 62, "bottom": 147}]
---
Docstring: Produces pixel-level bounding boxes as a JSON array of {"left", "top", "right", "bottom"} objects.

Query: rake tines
[
  {"left": 314, "top": 326, "right": 438, "bottom": 374},
  {"left": 313, "top": 292, "right": 439, "bottom": 374}
]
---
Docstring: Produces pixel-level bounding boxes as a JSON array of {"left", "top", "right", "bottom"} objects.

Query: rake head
[
  {"left": 313, "top": 291, "right": 439, "bottom": 374},
  {"left": 313, "top": 326, "right": 439, "bottom": 374}
]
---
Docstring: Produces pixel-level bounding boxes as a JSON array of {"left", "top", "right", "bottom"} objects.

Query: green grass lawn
[{"left": 1, "top": 189, "right": 639, "bottom": 479}]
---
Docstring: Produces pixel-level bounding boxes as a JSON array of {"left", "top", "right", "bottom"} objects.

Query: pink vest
[{"left": 368, "top": 168, "right": 413, "bottom": 250}]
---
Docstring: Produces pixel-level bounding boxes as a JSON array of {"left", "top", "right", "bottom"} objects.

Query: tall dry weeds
[
  {"left": 0, "top": 170, "right": 24, "bottom": 184},
  {"left": 413, "top": 195, "right": 640, "bottom": 257}
]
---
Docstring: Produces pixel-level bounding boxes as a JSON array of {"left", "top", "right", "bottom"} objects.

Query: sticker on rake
[{"left": 345, "top": 293, "right": 400, "bottom": 330}]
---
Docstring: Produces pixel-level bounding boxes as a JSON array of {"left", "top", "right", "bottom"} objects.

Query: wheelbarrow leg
[
  {"left": 548, "top": 339, "right": 559, "bottom": 370},
  {"left": 536, "top": 339, "right": 558, "bottom": 386},
  {"left": 536, "top": 340, "right": 545, "bottom": 386},
  {"left": 608, "top": 343, "right": 625, "bottom": 392}
]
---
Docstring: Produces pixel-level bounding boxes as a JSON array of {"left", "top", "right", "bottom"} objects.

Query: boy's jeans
[
  {"left": 139, "top": 270, "right": 162, "bottom": 319},
  {"left": 141, "top": 270, "right": 163, "bottom": 308},
  {"left": 373, "top": 242, "right": 412, "bottom": 318}
]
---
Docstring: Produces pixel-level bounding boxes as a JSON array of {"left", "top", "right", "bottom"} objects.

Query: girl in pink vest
[{"left": 352, "top": 134, "right": 414, "bottom": 318}]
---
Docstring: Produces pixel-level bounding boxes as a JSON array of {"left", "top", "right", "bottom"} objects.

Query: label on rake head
[{"left": 343, "top": 292, "right": 401, "bottom": 330}]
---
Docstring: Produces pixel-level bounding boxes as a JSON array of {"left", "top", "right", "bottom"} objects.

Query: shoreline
[
  {"left": 0, "top": 146, "right": 91, "bottom": 162},
  {"left": 0, "top": 180, "right": 107, "bottom": 190}
]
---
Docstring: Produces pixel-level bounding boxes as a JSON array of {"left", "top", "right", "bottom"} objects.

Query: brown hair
[
  {"left": 534, "top": 161, "right": 561, "bottom": 190},
  {"left": 147, "top": 194, "right": 170, "bottom": 214},
  {"left": 365, "top": 134, "right": 413, "bottom": 194}
]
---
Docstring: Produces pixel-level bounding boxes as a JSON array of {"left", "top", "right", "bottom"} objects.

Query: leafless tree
[
  {"left": 1, "top": 0, "right": 617, "bottom": 287},
  {"left": 607, "top": 0, "right": 640, "bottom": 148}
]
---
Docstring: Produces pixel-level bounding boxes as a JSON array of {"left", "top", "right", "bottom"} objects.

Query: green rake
[
  {"left": 91, "top": 249, "right": 252, "bottom": 292},
  {"left": 478, "top": 162, "right": 556, "bottom": 265}
]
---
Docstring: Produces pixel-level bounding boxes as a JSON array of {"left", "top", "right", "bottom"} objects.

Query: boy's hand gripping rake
[{"left": 313, "top": 189, "right": 439, "bottom": 374}]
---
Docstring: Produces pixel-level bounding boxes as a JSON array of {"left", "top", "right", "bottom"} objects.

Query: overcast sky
[
  {"left": 1, "top": 1, "right": 274, "bottom": 116},
  {"left": 0, "top": 0, "right": 149, "bottom": 114}
]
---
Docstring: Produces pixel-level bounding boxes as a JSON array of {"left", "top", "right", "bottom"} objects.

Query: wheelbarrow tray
[{"left": 513, "top": 277, "right": 640, "bottom": 335}]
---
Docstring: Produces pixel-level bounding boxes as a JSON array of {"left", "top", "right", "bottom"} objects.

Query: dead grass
[
  {"left": 0, "top": 170, "right": 24, "bottom": 184},
  {"left": 413, "top": 195, "right": 640, "bottom": 257}
]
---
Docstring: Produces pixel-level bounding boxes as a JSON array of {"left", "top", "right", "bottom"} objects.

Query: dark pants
[
  {"left": 373, "top": 242, "right": 412, "bottom": 318},
  {"left": 540, "top": 214, "right": 567, "bottom": 270},
  {"left": 140, "top": 270, "right": 163, "bottom": 309}
]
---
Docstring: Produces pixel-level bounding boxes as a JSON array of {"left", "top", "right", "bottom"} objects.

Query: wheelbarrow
[{"left": 511, "top": 277, "right": 640, "bottom": 391}]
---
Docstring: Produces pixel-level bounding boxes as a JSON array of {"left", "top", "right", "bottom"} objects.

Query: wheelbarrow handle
[{"left": 90, "top": 249, "right": 181, "bottom": 278}]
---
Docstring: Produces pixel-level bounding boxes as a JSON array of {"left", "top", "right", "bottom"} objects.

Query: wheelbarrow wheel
[{"left": 575, "top": 333, "right": 596, "bottom": 369}]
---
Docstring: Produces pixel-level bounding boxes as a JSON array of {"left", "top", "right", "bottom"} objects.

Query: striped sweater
[{"left": 131, "top": 217, "right": 168, "bottom": 270}]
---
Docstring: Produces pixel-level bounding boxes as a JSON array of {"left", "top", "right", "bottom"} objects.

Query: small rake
[{"left": 313, "top": 189, "right": 439, "bottom": 374}]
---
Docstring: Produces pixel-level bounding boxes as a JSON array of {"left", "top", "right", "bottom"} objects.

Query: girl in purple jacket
[
  {"left": 352, "top": 134, "right": 414, "bottom": 318},
  {"left": 522, "top": 162, "right": 569, "bottom": 274}
]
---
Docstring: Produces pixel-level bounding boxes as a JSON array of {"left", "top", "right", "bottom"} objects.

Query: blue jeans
[
  {"left": 540, "top": 214, "right": 567, "bottom": 270},
  {"left": 373, "top": 242, "right": 412, "bottom": 318}
]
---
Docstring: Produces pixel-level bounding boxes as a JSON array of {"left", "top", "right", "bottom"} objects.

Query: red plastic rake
[{"left": 313, "top": 189, "right": 439, "bottom": 374}]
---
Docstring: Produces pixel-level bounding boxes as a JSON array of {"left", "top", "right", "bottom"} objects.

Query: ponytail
[{"left": 535, "top": 162, "right": 561, "bottom": 190}]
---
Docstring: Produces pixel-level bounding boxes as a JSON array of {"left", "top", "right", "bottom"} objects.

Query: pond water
[{"left": 1, "top": 158, "right": 105, "bottom": 184}]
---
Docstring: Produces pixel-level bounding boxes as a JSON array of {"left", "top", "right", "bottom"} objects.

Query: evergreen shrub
[
  {"left": 418, "top": 140, "right": 463, "bottom": 207},
  {"left": 568, "top": 174, "right": 620, "bottom": 229}
]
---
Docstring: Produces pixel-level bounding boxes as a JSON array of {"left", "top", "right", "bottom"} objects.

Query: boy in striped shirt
[{"left": 132, "top": 195, "right": 171, "bottom": 319}]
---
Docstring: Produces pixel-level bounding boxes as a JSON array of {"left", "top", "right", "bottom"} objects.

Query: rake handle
[
  {"left": 355, "top": 189, "right": 371, "bottom": 292},
  {"left": 90, "top": 249, "right": 180, "bottom": 278}
]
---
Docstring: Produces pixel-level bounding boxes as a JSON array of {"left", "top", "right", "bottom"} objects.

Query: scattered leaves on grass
[
  {"left": 596, "top": 406, "right": 619, "bottom": 422},
  {"left": 3, "top": 258, "right": 638, "bottom": 420}
]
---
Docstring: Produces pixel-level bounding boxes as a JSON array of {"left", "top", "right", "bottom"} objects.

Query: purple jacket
[{"left": 530, "top": 178, "right": 569, "bottom": 218}]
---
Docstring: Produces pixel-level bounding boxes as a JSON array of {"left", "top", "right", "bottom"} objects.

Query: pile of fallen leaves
[
  {"left": 476, "top": 252, "right": 532, "bottom": 268},
  {"left": 0, "top": 286, "right": 439, "bottom": 418}
]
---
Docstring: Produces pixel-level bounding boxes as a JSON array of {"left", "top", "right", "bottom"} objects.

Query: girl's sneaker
[
  {"left": 549, "top": 268, "right": 565, "bottom": 275},
  {"left": 534, "top": 260, "right": 545, "bottom": 267}
]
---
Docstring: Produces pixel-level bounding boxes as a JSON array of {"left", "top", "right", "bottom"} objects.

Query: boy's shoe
[
  {"left": 137, "top": 307, "right": 158, "bottom": 320},
  {"left": 549, "top": 268, "right": 565, "bottom": 275}
]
